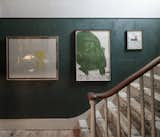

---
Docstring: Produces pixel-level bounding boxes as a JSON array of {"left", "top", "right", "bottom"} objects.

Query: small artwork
[
  {"left": 127, "top": 30, "right": 143, "bottom": 50},
  {"left": 6, "top": 36, "right": 59, "bottom": 80},
  {"left": 75, "top": 30, "right": 111, "bottom": 81}
]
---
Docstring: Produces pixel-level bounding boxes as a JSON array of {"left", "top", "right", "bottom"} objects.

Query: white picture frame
[
  {"left": 127, "top": 30, "right": 143, "bottom": 50},
  {"left": 6, "top": 36, "right": 59, "bottom": 80},
  {"left": 75, "top": 30, "right": 111, "bottom": 81}
]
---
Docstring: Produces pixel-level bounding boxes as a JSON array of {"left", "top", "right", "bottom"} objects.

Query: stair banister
[
  {"left": 88, "top": 56, "right": 160, "bottom": 100},
  {"left": 88, "top": 56, "right": 160, "bottom": 137}
]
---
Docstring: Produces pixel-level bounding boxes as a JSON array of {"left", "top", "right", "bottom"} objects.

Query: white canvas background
[
  {"left": 127, "top": 31, "right": 142, "bottom": 50},
  {"left": 92, "top": 31, "right": 110, "bottom": 73}
]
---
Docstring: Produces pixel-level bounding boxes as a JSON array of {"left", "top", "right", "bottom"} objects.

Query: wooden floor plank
[{"left": 0, "top": 129, "right": 79, "bottom": 137}]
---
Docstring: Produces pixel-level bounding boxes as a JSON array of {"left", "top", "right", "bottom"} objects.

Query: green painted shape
[{"left": 77, "top": 31, "right": 106, "bottom": 75}]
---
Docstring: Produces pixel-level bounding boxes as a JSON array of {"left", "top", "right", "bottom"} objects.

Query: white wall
[
  {"left": 0, "top": 4, "right": 2, "bottom": 17},
  {"left": 0, "top": 0, "right": 160, "bottom": 18}
]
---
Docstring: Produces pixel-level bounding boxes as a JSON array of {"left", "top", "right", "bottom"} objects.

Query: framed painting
[
  {"left": 6, "top": 36, "right": 59, "bottom": 80},
  {"left": 127, "top": 30, "right": 143, "bottom": 50},
  {"left": 75, "top": 30, "right": 111, "bottom": 81}
]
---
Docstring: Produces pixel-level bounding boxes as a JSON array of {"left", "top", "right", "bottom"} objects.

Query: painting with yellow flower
[{"left": 6, "top": 36, "right": 59, "bottom": 80}]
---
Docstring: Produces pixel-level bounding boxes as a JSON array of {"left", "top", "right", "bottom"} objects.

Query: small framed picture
[
  {"left": 6, "top": 36, "right": 59, "bottom": 80},
  {"left": 127, "top": 30, "right": 143, "bottom": 50},
  {"left": 75, "top": 30, "right": 111, "bottom": 81}
]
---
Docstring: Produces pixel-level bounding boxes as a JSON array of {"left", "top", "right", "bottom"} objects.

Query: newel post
[{"left": 89, "top": 94, "right": 96, "bottom": 137}]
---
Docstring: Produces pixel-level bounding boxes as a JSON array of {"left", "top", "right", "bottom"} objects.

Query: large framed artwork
[
  {"left": 6, "top": 36, "right": 59, "bottom": 80},
  {"left": 75, "top": 30, "right": 111, "bottom": 81}
]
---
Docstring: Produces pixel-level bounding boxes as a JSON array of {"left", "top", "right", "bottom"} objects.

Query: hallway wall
[{"left": 0, "top": 18, "right": 159, "bottom": 118}]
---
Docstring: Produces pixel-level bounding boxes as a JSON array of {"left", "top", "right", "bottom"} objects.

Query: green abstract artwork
[{"left": 76, "top": 30, "right": 111, "bottom": 81}]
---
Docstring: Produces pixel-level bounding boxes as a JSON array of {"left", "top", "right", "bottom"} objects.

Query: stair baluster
[
  {"left": 127, "top": 85, "right": 131, "bottom": 137},
  {"left": 150, "top": 69, "right": 156, "bottom": 137},
  {"left": 104, "top": 99, "right": 108, "bottom": 137},
  {"left": 116, "top": 93, "right": 121, "bottom": 137},
  {"left": 89, "top": 99, "right": 96, "bottom": 137},
  {"left": 139, "top": 76, "right": 145, "bottom": 137}
]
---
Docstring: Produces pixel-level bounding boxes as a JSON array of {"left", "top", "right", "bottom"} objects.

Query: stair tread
[
  {"left": 119, "top": 90, "right": 160, "bottom": 130},
  {"left": 78, "top": 119, "right": 89, "bottom": 137},
  {"left": 131, "top": 82, "right": 160, "bottom": 102}
]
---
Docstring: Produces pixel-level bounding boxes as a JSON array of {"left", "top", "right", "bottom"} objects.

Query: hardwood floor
[{"left": 0, "top": 129, "right": 80, "bottom": 137}]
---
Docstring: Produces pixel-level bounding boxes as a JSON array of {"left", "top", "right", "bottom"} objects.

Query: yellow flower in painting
[{"left": 34, "top": 51, "right": 46, "bottom": 72}]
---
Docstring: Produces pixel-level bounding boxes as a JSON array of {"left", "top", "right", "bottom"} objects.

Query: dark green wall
[{"left": 0, "top": 18, "right": 159, "bottom": 118}]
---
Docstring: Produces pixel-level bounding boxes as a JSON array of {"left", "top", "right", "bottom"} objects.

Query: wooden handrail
[{"left": 88, "top": 56, "right": 160, "bottom": 100}]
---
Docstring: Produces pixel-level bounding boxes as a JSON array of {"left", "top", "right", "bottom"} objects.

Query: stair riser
[
  {"left": 96, "top": 119, "right": 114, "bottom": 137},
  {"left": 116, "top": 97, "right": 141, "bottom": 130},
  {"left": 130, "top": 86, "right": 160, "bottom": 117},
  {"left": 120, "top": 91, "right": 160, "bottom": 136},
  {"left": 80, "top": 131, "right": 89, "bottom": 137},
  {"left": 108, "top": 111, "right": 118, "bottom": 137},
  {"left": 96, "top": 122, "right": 104, "bottom": 137},
  {"left": 111, "top": 97, "right": 142, "bottom": 136},
  {"left": 118, "top": 94, "right": 153, "bottom": 132},
  {"left": 108, "top": 110, "right": 129, "bottom": 137},
  {"left": 96, "top": 109, "right": 115, "bottom": 137},
  {"left": 101, "top": 100, "right": 129, "bottom": 137}
]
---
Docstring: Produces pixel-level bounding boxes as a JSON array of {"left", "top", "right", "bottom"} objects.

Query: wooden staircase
[
  {"left": 0, "top": 57, "right": 160, "bottom": 137},
  {"left": 78, "top": 57, "right": 160, "bottom": 137}
]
